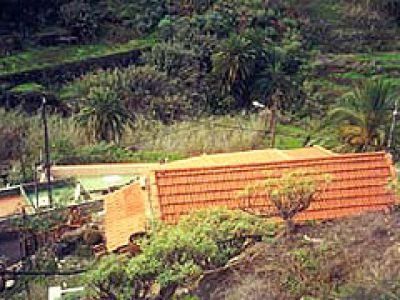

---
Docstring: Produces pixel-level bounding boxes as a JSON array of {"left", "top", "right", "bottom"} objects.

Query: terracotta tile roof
[
  {"left": 104, "top": 148, "right": 397, "bottom": 250},
  {"left": 104, "top": 183, "right": 149, "bottom": 251},
  {"left": 0, "top": 195, "right": 25, "bottom": 218},
  {"left": 155, "top": 152, "right": 396, "bottom": 223}
]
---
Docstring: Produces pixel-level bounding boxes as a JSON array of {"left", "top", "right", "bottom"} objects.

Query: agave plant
[{"left": 326, "top": 79, "right": 397, "bottom": 152}]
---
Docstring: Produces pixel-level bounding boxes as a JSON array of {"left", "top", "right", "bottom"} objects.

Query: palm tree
[
  {"left": 326, "top": 79, "right": 397, "bottom": 152},
  {"left": 212, "top": 33, "right": 259, "bottom": 107},
  {"left": 75, "top": 87, "right": 132, "bottom": 143},
  {"left": 252, "top": 47, "right": 300, "bottom": 147}
]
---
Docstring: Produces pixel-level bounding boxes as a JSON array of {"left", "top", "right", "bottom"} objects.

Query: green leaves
[
  {"left": 75, "top": 86, "right": 132, "bottom": 143},
  {"left": 85, "top": 208, "right": 275, "bottom": 299},
  {"left": 241, "top": 169, "right": 331, "bottom": 231},
  {"left": 68, "top": 65, "right": 201, "bottom": 132},
  {"left": 325, "top": 79, "right": 397, "bottom": 151},
  {"left": 212, "top": 33, "right": 259, "bottom": 95}
]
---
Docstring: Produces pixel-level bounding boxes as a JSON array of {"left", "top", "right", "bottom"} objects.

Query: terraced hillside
[
  {"left": 294, "top": 0, "right": 400, "bottom": 53},
  {"left": 311, "top": 52, "right": 400, "bottom": 105},
  {"left": 294, "top": 0, "right": 400, "bottom": 106}
]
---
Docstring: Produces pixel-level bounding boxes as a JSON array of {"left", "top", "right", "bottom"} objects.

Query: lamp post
[
  {"left": 252, "top": 101, "right": 271, "bottom": 147},
  {"left": 388, "top": 101, "right": 398, "bottom": 152},
  {"left": 42, "top": 96, "right": 53, "bottom": 207}
]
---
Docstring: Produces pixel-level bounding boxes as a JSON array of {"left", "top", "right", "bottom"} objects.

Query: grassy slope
[
  {"left": 0, "top": 35, "right": 157, "bottom": 76},
  {"left": 199, "top": 210, "right": 400, "bottom": 299}
]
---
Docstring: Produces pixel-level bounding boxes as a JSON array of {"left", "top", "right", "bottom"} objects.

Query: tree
[
  {"left": 0, "top": 109, "right": 30, "bottom": 182},
  {"left": 75, "top": 86, "right": 132, "bottom": 143},
  {"left": 251, "top": 46, "right": 304, "bottom": 147},
  {"left": 211, "top": 33, "right": 259, "bottom": 108},
  {"left": 241, "top": 169, "right": 331, "bottom": 233},
  {"left": 67, "top": 66, "right": 200, "bottom": 123},
  {"left": 59, "top": 0, "right": 99, "bottom": 43},
  {"left": 326, "top": 79, "right": 397, "bottom": 152}
]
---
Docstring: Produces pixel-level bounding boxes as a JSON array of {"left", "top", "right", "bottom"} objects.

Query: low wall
[
  {"left": 52, "top": 163, "right": 159, "bottom": 178},
  {"left": 0, "top": 48, "right": 145, "bottom": 88}
]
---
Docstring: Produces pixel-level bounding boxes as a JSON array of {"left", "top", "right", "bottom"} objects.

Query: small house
[{"left": 104, "top": 147, "right": 397, "bottom": 251}]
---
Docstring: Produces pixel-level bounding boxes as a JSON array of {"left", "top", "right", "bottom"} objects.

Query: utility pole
[
  {"left": 42, "top": 96, "right": 53, "bottom": 207},
  {"left": 33, "top": 161, "right": 39, "bottom": 209}
]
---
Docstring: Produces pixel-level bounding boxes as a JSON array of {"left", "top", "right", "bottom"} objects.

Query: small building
[
  {"left": 104, "top": 147, "right": 398, "bottom": 251},
  {"left": 51, "top": 163, "right": 160, "bottom": 200}
]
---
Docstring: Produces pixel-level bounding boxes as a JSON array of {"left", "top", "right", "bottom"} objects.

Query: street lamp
[
  {"left": 252, "top": 101, "right": 271, "bottom": 146},
  {"left": 42, "top": 96, "right": 53, "bottom": 207},
  {"left": 252, "top": 101, "right": 266, "bottom": 109}
]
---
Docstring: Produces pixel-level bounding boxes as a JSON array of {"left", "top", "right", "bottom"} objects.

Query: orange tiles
[
  {"left": 155, "top": 152, "right": 396, "bottom": 224},
  {"left": 104, "top": 184, "right": 148, "bottom": 251},
  {"left": 104, "top": 149, "right": 397, "bottom": 251},
  {"left": 0, "top": 194, "right": 25, "bottom": 218}
]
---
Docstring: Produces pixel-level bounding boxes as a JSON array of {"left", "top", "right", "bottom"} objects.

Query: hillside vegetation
[
  {"left": 2, "top": 1, "right": 400, "bottom": 299},
  {"left": 0, "top": 0, "right": 399, "bottom": 177}
]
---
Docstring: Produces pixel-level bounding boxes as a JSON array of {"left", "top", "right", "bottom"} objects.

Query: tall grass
[
  {"left": 123, "top": 115, "right": 265, "bottom": 156},
  {"left": 1, "top": 109, "right": 318, "bottom": 174}
]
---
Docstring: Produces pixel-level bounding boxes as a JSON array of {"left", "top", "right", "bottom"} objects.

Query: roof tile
[{"left": 155, "top": 152, "right": 396, "bottom": 224}]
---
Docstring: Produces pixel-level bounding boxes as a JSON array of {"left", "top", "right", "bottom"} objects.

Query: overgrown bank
[
  {"left": 80, "top": 208, "right": 400, "bottom": 300},
  {"left": 203, "top": 210, "right": 400, "bottom": 300}
]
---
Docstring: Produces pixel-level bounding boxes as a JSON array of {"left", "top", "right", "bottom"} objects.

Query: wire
[
  {"left": 203, "top": 122, "right": 266, "bottom": 132},
  {"left": 1, "top": 269, "right": 87, "bottom": 277}
]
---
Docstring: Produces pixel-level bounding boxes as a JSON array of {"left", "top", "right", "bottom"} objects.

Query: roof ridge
[{"left": 156, "top": 152, "right": 388, "bottom": 175}]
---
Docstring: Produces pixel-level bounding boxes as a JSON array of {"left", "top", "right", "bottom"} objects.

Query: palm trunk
[
  {"left": 256, "top": 108, "right": 271, "bottom": 147},
  {"left": 269, "top": 92, "right": 279, "bottom": 148}
]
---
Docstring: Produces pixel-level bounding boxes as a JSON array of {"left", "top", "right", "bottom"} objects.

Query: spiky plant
[{"left": 326, "top": 79, "right": 397, "bottom": 152}]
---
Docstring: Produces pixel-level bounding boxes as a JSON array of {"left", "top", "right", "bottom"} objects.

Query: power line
[{"left": 1, "top": 269, "right": 87, "bottom": 277}]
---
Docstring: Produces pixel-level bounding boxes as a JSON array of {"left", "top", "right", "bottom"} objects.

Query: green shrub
[
  {"left": 241, "top": 169, "right": 331, "bottom": 232},
  {"left": 64, "top": 66, "right": 200, "bottom": 123},
  {"left": 85, "top": 208, "right": 275, "bottom": 299},
  {"left": 122, "top": 114, "right": 266, "bottom": 155},
  {"left": 113, "top": 0, "right": 166, "bottom": 37}
]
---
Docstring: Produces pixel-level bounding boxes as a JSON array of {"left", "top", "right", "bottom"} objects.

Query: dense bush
[
  {"left": 116, "top": 0, "right": 166, "bottom": 36},
  {"left": 60, "top": 1, "right": 100, "bottom": 43},
  {"left": 122, "top": 114, "right": 267, "bottom": 155},
  {"left": 353, "top": 0, "right": 400, "bottom": 22},
  {"left": 67, "top": 66, "right": 205, "bottom": 124},
  {"left": 85, "top": 208, "right": 275, "bottom": 299},
  {"left": 0, "top": 109, "right": 27, "bottom": 162}
]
